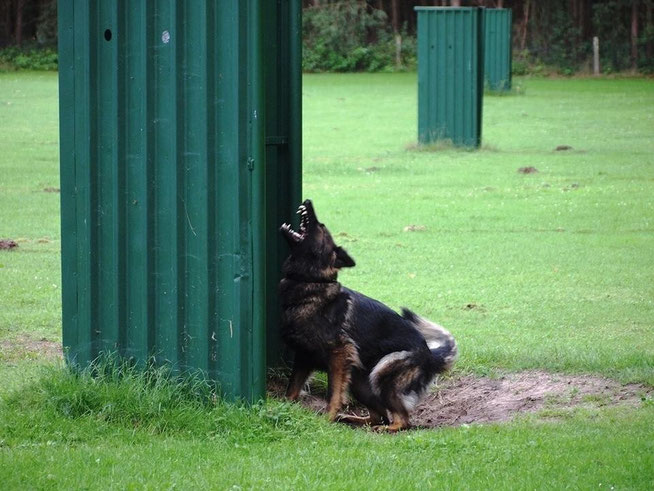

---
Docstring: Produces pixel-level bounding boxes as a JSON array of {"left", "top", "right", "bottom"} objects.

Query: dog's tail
[{"left": 402, "top": 308, "right": 457, "bottom": 373}]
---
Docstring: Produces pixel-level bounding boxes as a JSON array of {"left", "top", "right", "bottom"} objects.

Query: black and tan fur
[{"left": 279, "top": 200, "right": 457, "bottom": 431}]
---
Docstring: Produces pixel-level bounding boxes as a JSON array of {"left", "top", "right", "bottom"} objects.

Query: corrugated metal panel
[
  {"left": 484, "top": 9, "right": 512, "bottom": 91},
  {"left": 262, "top": 0, "right": 302, "bottom": 367},
  {"left": 415, "top": 7, "right": 484, "bottom": 147},
  {"left": 58, "top": 0, "right": 301, "bottom": 401}
]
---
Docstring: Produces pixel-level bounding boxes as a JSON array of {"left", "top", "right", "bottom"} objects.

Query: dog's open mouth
[{"left": 280, "top": 202, "right": 310, "bottom": 244}]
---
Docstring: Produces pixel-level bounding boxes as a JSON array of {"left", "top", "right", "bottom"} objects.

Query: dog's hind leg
[
  {"left": 341, "top": 369, "right": 389, "bottom": 426},
  {"left": 375, "top": 409, "right": 410, "bottom": 432},
  {"left": 371, "top": 389, "right": 412, "bottom": 432},
  {"left": 369, "top": 349, "right": 437, "bottom": 431},
  {"left": 286, "top": 353, "right": 314, "bottom": 400}
]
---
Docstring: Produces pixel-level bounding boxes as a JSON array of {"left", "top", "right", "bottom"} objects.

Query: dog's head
[{"left": 280, "top": 199, "right": 355, "bottom": 281}]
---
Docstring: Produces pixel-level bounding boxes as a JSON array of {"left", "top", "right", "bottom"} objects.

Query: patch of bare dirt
[
  {"left": 0, "top": 239, "right": 18, "bottom": 250},
  {"left": 268, "top": 371, "right": 651, "bottom": 429},
  {"left": 403, "top": 225, "right": 427, "bottom": 232},
  {"left": 0, "top": 335, "right": 62, "bottom": 362},
  {"left": 413, "top": 372, "right": 649, "bottom": 428},
  {"left": 518, "top": 166, "right": 539, "bottom": 174},
  {"left": 463, "top": 303, "right": 486, "bottom": 312}
]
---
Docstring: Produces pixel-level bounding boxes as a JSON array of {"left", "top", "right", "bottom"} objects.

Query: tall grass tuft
[
  {"left": 40, "top": 355, "right": 217, "bottom": 432},
  {"left": 0, "top": 357, "right": 331, "bottom": 446}
]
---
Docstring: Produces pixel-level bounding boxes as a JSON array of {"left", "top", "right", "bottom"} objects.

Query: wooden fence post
[{"left": 593, "top": 36, "right": 600, "bottom": 76}]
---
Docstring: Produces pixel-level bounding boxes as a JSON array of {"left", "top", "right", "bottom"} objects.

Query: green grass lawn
[
  {"left": 1, "top": 71, "right": 653, "bottom": 489},
  {"left": 303, "top": 73, "right": 654, "bottom": 385}
]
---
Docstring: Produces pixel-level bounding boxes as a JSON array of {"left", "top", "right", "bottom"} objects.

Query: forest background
[{"left": 0, "top": 0, "right": 652, "bottom": 75}]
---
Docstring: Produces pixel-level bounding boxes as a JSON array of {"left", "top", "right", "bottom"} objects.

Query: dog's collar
[{"left": 282, "top": 274, "right": 338, "bottom": 284}]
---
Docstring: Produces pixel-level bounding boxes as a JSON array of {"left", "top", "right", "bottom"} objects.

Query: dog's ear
[{"left": 334, "top": 246, "right": 355, "bottom": 268}]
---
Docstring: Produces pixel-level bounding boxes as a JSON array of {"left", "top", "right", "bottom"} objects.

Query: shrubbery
[
  {"left": 512, "top": 0, "right": 654, "bottom": 76},
  {"left": 1, "top": 0, "right": 652, "bottom": 75},
  {"left": 0, "top": 44, "right": 58, "bottom": 71},
  {"left": 302, "top": 2, "right": 416, "bottom": 72}
]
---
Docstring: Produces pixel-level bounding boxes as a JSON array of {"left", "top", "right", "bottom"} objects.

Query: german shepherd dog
[{"left": 279, "top": 200, "right": 457, "bottom": 431}]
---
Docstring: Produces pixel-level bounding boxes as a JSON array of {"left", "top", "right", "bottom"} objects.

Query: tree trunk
[
  {"left": 578, "top": 0, "right": 588, "bottom": 39},
  {"left": 572, "top": 0, "right": 582, "bottom": 27},
  {"left": 647, "top": 0, "right": 653, "bottom": 61},
  {"left": 632, "top": 0, "right": 639, "bottom": 70},
  {"left": 391, "top": 0, "right": 399, "bottom": 33},
  {"left": 15, "top": 0, "right": 24, "bottom": 46},
  {"left": 3, "top": 3, "right": 11, "bottom": 44},
  {"left": 451, "top": 0, "right": 462, "bottom": 6},
  {"left": 520, "top": 0, "right": 531, "bottom": 51},
  {"left": 390, "top": 0, "right": 401, "bottom": 70},
  {"left": 497, "top": 0, "right": 505, "bottom": 8}
]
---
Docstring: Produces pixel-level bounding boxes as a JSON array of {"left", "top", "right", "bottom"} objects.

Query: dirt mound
[
  {"left": 412, "top": 372, "right": 648, "bottom": 428},
  {"left": 269, "top": 371, "right": 651, "bottom": 429},
  {"left": 0, "top": 239, "right": 18, "bottom": 250}
]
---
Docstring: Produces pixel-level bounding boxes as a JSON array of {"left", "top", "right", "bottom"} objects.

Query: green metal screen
[
  {"left": 483, "top": 8, "right": 512, "bottom": 92},
  {"left": 58, "top": 0, "right": 301, "bottom": 401},
  {"left": 415, "top": 7, "right": 484, "bottom": 147},
  {"left": 262, "top": 1, "right": 302, "bottom": 367}
]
